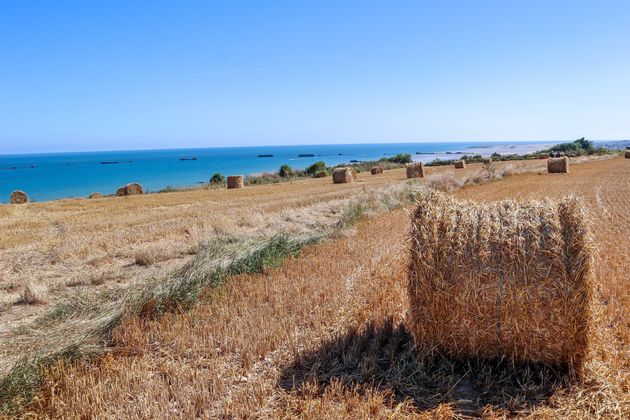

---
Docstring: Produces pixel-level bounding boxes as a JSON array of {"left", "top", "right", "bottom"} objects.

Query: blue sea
[{"left": 0, "top": 142, "right": 553, "bottom": 203}]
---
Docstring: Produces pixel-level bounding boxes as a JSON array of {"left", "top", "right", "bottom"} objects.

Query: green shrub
[
  {"left": 210, "top": 173, "right": 225, "bottom": 185},
  {"left": 279, "top": 164, "right": 294, "bottom": 178},
  {"left": 305, "top": 161, "right": 327, "bottom": 175},
  {"left": 381, "top": 153, "right": 412, "bottom": 164}
]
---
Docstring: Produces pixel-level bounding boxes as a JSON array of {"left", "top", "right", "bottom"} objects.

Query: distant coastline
[{"left": 2, "top": 140, "right": 619, "bottom": 203}]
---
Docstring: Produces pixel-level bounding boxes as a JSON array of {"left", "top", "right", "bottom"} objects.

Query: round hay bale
[
  {"left": 624, "top": 150, "right": 630, "bottom": 159},
  {"left": 408, "top": 191, "right": 593, "bottom": 377},
  {"left": 332, "top": 167, "right": 356, "bottom": 184},
  {"left": 548, "top": 157, "right": 569, "bottom": 173},
  {"left": 454, "top": 160, "right": 466, "bottom": 169},
  {"left": 88, "top": 192, "right": 103, "bottom": 199},
  {"left": 370, "top": 166, "right": 384, "bottom": 175},
  {"left": 116, "top": 183, "right": 144, "bottom": 196},
  {"left": 482, "top": 157, "right": 492, "bottom": 164},
  {"left": 539, "top": 153, "right": 550, "bottom": 159},
  {"left": 405, "top": 162, "right": 424, "bottom": 179},
  {"left": 315, "top": 171, "right": 327, "bottom": 178},
  {"left": 9, "top": 190, "right": 29, "bottom": 204},
  {"left": 227, "top": 175, "right": 244, "bottom": 189}
]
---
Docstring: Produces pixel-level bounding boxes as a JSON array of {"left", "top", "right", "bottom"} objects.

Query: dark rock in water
[
  {"left": 298, "top": 153, "right": 315, "bottom": 158},
  {"left": 257, "top": 154, "right": 273, "bottom": 158},
  {"left": 30, "top": 165, "right": 37, "bottom": 168},
  {"left": 180, "top": 157, "right": 198, "bottom": 161},
  {"left": 100, "top": 161, "right": 120, "bottom": 165}
]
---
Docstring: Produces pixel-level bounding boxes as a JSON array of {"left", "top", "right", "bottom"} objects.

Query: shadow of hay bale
[{"left": 278, "top": 317, "right": 569, "bottom": 416}]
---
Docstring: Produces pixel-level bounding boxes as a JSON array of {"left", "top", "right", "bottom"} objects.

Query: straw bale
[
  {"left": 624, "top": 150, "right": 630, "bottom": 159},
  {"left": 332, "top": 167, "right": 356, "bottom": 184},
  {"left": 407, "top": 191, "right": 593, "bottom": 377},
  {"left": 116, "top": 183, "right": 144, "bottom": 196},
  {"left": 88, "top": 192, "right": 103, "bottom": 199},
  {"left": 548, "top": 157, "right": 569, "bottom": 173},
  {"left": 405, "top": 162, "right": 424, "bottom": 179},
  {"left": 227, "top": 175, "right": 244, "bottom": 189},
  {"left": 9, "top": 190, "right": 29, "bottom": 204},
  {"left": 370, "top": 166, "right": 384, "bottom": 175},
  {"left": 454, "top": 160, "right": 466, "bottom": 169}
]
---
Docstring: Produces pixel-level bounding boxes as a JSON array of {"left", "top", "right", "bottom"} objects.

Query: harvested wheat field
[{"left": 1, "top": 156, "right": 627, "bottom": 418}]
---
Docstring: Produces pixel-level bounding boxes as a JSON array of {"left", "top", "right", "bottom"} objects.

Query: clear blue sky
[{"left": 1, "top": 0, "right": 629, "bottom": 154}]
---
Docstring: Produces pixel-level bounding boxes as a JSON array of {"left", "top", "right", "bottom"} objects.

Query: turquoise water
[{"left": 0, "top": 142, "right": 548, "bottom": 202}]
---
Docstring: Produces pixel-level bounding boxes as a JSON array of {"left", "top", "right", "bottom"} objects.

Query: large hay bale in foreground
[
  {"left": 88, "top": 192, "right": 103, "bottom": 199},
  {"left": 116, "top": 183, "right": 144, "bottom": 196},
  {"left": 548, "top": 157, "right": 569, "bottom": 173},
  {"left": 9, "top": 190, "right": 29, "bottom": 204},
  {"left": 406, "top": 162, "right": 424, "bottom": 179},
  {"left": 227, "top": 175, "right": 244, "bottom": 189},
  {"left": 408, "top": 191, "right": 593, "bottom": 377},
  {"left": 370, "top": 166, "right": 383, "bottom": 175},
  {"left": 332, "top": 167, "right": 356, "bottom": 184},
  {"left": 454, "top": 160, "right": 466, "bottom": 169},
  {"left": 625, "top": 150, "right": 630, "bottom": 159}
]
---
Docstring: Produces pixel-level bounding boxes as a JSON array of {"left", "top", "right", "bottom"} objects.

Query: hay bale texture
[
  {"left": 332, "top": 167, "right": 356, "bottom": 184},
  {"left": 88, "top": 192, "right": 103, "bottom": 199},
  {"left": 548, "top": 157, "right": 569, "bottom": 173},
  {"left": 625, "top": 150, "right": 630, "bottom": 159},
  {"left": 408, "top": 191, "right": 593, "bottom": 376},
  {"left": 370, "top": 166, "right": 384, "bottom": 175},
  {"left": 116, "top": 183, "right": 143, "bottom": 196},
  {"left": 454, "top": 160, "right": 466, "bottom": 169},
  {"left": 227, "top": 175, "right": 244, "bottom": 189},
  {"left": 406, "top": 162, "right": 424, "bottom": 179},
  {"left": 9, "top": 190, "right": 29, "bottom": 204}
]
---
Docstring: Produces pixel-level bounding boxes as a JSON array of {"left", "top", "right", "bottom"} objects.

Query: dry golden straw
[
  {"left": 407, "top": 190, "right": 593, "bottom": 378},
  {"left": 370, "top": 166, "right": 383, "bottom": 175},
  {"left": 9, "top": 190, "right": 29, "bottom": 204},
  {"left": 548, "top": 157, "right": 569, "bottom": 173},
  {"left": 405, "top": 162, "right": 425, "bottom": 178},
  {"left": 116, "top": 183, "right": 144, "bottom": 196},
  {"left": 454, "top": 160, "right": 466, "bottom": 169},
  {"left": 332, "top": 167, "right": 356, "bottom": 183},
  {"left": 227, "top": 175, "right": 244, "bottom": 189}
]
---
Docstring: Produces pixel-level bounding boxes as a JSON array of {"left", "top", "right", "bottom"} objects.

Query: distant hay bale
[
  {"left": 9, "top": 190, "right": 29, "bottom": 204},
  {"left": 625, "top": 150, "right": 630, "bottom": 158},
  {"left": 332, "top": 167, "right": 356, "bottom": 184},
  {"left": 88, "top": 192, "right": 103, "bottom": 199},
  {"left": 370, "top": 166, "right": 384, "bottom": 175},
  {"left": 408, "top": 191, "right": 593, "bottom": 377},
  {"left": 454, "top": 160, "right": 466, "bottom": 169},
  {"left": 116, "top": 183, "right": 144, "bottom": 196},
  {"left": 406, "top": 162, "right": 424, "bottom": 179},
  {"left": 539, "top": 153, "right": 550, "bottom": 159},
  {"left": 315, "top": 171, "right": 327, "bottom": 178},
  {"left": 548, "top": 157, "right": 569, "bottom": 173},
  {"left": 227, "top": 175, "right": 244, "bottom": 189},
  {"left": 482, "top": 157, "right": 492, "bottom": 164}
]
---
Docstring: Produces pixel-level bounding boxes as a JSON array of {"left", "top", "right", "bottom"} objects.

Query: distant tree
[{"left": 210, "top": 173, "right": 225, "bottom": 184}]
